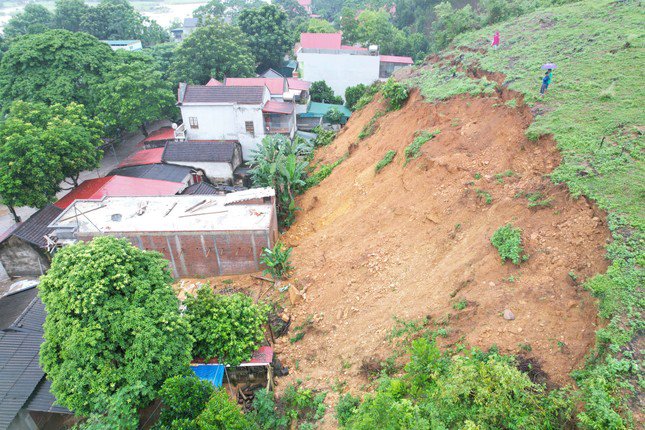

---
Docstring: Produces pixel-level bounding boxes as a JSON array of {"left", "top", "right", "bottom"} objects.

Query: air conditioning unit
[{"left": 368, "top": 45, "right": 379, "bottom": 55}]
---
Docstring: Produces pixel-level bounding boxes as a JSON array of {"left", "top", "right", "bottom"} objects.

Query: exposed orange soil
[{"left": 272, "top": 89, "right": 610, "bottom": 399}]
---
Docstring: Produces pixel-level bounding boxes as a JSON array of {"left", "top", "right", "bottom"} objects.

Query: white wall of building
[
  {"left": 180, "top": 104, "right": 267, "bottom": 160},
  {"left": 184, "top": 162, "right": 233, "bottom": 183},
  {"left": 297, "top": 52, "right": 380, "bottom": 97}
]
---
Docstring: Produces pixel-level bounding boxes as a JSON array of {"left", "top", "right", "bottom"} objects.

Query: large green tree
[
  {"left": 53, "top": 0, "right": 89, "bottom": 32},
  {"left": 0, "top": 101, "right": 103, "bottom": 221},
  {"left": 170, "top": 22, "right": 255, "bottom": 83},
  {"left": 3, "top": 3, "right": 53, "bottom": 38},
  {"left": 97, "top": 52, "right": 176, "bottom": 137},
  {"left": 238, "top": 4, "right": 292, "bottom": 72},
  {"left": 39, "top": 237, "right": 193, "bottom": 420},
  {"left": 0, "top": 30, "right": 113, "bottom": 113}
]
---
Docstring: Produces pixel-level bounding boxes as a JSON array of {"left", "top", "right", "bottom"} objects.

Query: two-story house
[
  {"left": 175, "top": 83, "right": 297, "bottom": 160},
  {"left": 224, "top": 77, "right": 311, "bottom": 114}
]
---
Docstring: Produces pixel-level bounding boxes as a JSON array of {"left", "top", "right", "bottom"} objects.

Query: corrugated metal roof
[
  {"left": 180, "top": 85, "right": 265, "bottom": 104},
  {"left": 0, "top": 288, "right": 38, "bottom": 331},
  {"left": 117, "top": 148, "right": 165, "bottom": 168},
  {"left": 259, "top": 69, "right": 284, "bottom": 78},
  {"left": 54, "top": 176, "right": 184, "bottom": 209},
  {"left": 108, "top": 164, "right": 193, "bottom": 183},
  {"left": 142, "top": 128, "right": 176, "bottom": 143},
  {"left": 380, "top": 54, "right": 414, "bottom": 64},
  {"left": 287, "top": 78, "right": 311, "bottom": 91},
  {"left": 0, "top": 330, "right": 45, "bottom": 429},
  {"left": 181, "top": 183, "right": 246, "bottom": 196},
  {"left": 162, "top": 141, "right": 239, "bottom": 163},
  {"left": 24, "top": 379, "right": 70, "bottom": 414},
  {"left": 12, "top": 205, "right": 63, "bottom": 248},
  {"left": 300, "top": 102, "right": 351, "bottom": 118},
  {"left": 299, "top": 32, "right": 342, "bottom": 50}
]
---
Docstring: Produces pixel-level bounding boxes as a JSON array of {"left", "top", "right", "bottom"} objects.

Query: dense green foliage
[
  {"left": 410, "top": 3, "right": 643, "bottom": 424},
  {"left": 490, "top": 224, "right": 525, "bottom": 265},
  {"left": 197, "top": 389, "right": 254, "bottom": 429},
  {"left": 404, "top": 130, "right": 440, "bottom": 164},
  {"left": 156, "top": 375, "right": 215, "bottom": 429},
  {"left": 323, "top": 106, "right": 344, "bottom": 124},
  {"left": 4, "top": 0, "right": 168, "bottom": 46},
  {"left": 344, "top": 83, "right": 368, "bottom": 111},
  {"left": 184, "top": 288, "right": 267, "bottom": 365},
  {"left": 249, "top": 384, "right": 327, "bottom": 429},
  {"left": 312, "top": 126, "right": 337, "bottom": 147},
  {"left": 96, "top": 52, "right": 176, "bottom": 136},
  {"left": 239, "top": 5, "right": 292, "bottom": 72},
  {"left": 381, "top": 78, "right": 409, "bottom": 110},
  {"left": 353, "top": 82, "right": 382, "bottom": 111},
  {"left": 39, "top": 237, "right": 192, "bottom": 419},
  {"left": 310, "top": 80, "right": 344, "bottom": 104},
  {"left": 171, "top": 22, "right": 256, "bottom": 84},
  {"left": 0, "top": 101, "right": 103, "bottom": 219},
  {"left": 250, "top": 135, "right": 311, "bottom": 227},
  {"left": 261, "top": 242, "right": 294, "bottom": 279},
  {"left": 340, "top": 338, "right": 574, "bottom": 429},
  {"left": 0, "top": 30, "right": 113, "bottom": 113},
  {"left": 305, "top": 155, "right": 346, "bottom": 189},
  {"left": 375, "top": 150, "right": 397, "bottom": 173}
]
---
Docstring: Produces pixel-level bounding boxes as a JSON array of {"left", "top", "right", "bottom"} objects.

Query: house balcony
[{"left": 264, "top": 116, "right": 294, "bottom": 134}]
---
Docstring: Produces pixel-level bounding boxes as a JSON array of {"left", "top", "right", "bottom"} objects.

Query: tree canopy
[
  {"left": 96, "top": 52, "right": 177, "bottom": 137},
  {"left": 3, "top": 4, "right": 53, "bottom": 38},
  {"left": 238, "top": 4, "right": 292, "bottom": 72},
  {"left": 310, "top": 80, "right": 343, "bottom": 104},
  {"left": 0, "top": 30, "right": 113, "bottom": 113},
  {"left": 0, "top": 101, "right": 103, "bottom": 220},
  {"left": 184, "top": 288, "right": 267, "bottom": 365},
  {"left": 170, "top": 22, "right": 256, "bottom": 83},
  {"left": 304, "top": 18, "right": 337, "bottom": 33},
  {"left": 39, "top": 237, "right": 193, "bottom": 419},
  {"left": 53, "top": 0, "right": 89, "bottom": 32}
]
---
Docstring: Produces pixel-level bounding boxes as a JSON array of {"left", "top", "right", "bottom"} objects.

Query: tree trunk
[
  {"left": 7, "top": 205, "right": 21, "bottom": 223},
  {"left": 140, "top": 123, "right": 149, "bottom": 137},
  {"left": 72, "top": 174, "right": 80, "bottom": 187}
]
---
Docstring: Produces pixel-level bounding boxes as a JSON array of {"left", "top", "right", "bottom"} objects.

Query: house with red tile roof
[{"left": 295, "top": 32, "right": 414, "bottom": 97}]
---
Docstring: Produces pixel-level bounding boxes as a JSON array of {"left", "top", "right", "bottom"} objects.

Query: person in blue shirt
[{"left": 540, "top": 70, "right": 552, "bottom": 95}]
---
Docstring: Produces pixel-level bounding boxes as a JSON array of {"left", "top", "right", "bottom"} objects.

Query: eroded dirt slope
[{"left": 276, "top": 88, "right": 610, "bottom": 395}]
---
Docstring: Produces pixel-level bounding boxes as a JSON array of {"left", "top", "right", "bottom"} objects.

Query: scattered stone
[
  {"left": 289, "top": 285, "right": 303, "bottom": 305},
  {"left": 489, "top": 281, "right": 496, "bottom": 287},
  {"left": 503, "top": 309, "right": 515, "bottom": 320}
]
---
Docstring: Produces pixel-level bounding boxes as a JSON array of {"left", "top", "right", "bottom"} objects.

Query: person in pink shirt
[{"left": 491, "top": 31, "right": 500, "bottom": 49}]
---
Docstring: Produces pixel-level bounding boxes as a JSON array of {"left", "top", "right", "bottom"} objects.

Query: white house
[
  {"left": 175, "top": 83, "right": 296, "bottom": 160},
  {"left": 223, "top": 77, "right": 312, "bottom": 114},
  {"left": 162, "top": 141, "right": 243, "bottom": 184},
  {"left": 295, "top": 32, "right": 414, "bottom": 97}
]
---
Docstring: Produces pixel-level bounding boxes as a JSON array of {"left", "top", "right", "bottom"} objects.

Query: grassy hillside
[{"left": 407, "top": 0, "right": 643, "bottom": 427}]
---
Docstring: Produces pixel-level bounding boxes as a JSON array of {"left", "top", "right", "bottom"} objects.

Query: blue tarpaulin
[{"left": 191, "top": 364, "right": 225, "bottom": 387}]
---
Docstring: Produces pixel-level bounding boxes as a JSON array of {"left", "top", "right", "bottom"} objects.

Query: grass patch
[
  {"left": 305, "top": 154, "right": 347, "bottom": 189},
  {"left": 358, "top": 110, "right": 384, "bottom": 140},
  {"left": 495, "top": 170, "right": 515, "bottom": 183},
  {"left": 375, "top": 150, "right": 397, "bottom": 173},
  {"left": 475, "top": 189, "right": 493, "bottom": 205},
  {"left": 491, "top": 224, "right": 526, "bottom": 265},
  {"left": 404, "top": 129, "right": 440, "bottom": 165},
  {"left": 505, "top": 98, "right": 518, "bottom": 108}
]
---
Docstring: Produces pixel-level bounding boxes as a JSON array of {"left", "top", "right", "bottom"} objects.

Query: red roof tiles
[
  {"left": 142, "top": 127, "right": 176, "bottom": 143},
  {"left": 54, "top": 176, "right": 184, "bottom": 209},
  {"left": 262, "top": 100, "right": 294, "bottom": 115},
  {"left": 225, "top": 78, "right": 285, "bottom": 95}
]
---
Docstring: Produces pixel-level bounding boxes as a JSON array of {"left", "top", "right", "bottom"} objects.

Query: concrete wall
[
  {"left": 297, "top": 52, "right": 380, "bottom": 97},
  {"left": 80, "top": 229, "right": 276, "bottom": 278},
  {"left": 185, "top": 162, "right": 233, "bottom": 183},
  {"left": 0, "top": 237, "right": 49, "bottom": 278}
]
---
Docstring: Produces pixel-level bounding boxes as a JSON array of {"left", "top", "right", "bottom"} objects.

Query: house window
[
  {"left": 245, "top": 121, "right": 255, "bottom": 136},
  {"left": 189, "top": 117, "right": 199, "bottom": 129}
]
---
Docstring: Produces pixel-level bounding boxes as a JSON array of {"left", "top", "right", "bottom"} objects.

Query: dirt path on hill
[{"left": 270, "top": 88, "right": 609, "bottom": 407}]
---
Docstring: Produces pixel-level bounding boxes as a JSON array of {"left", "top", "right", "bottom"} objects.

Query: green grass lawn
[{"left": 406, "top": 1, "right": 643, "bottom": 428}]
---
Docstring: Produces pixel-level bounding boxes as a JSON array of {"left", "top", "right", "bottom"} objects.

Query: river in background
[{"left": 0, "top": 1, "right": 207, "bottom": 31}]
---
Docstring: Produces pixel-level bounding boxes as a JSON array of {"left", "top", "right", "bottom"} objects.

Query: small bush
[
  {"left": 358, "top": 111, "right": 383, "bottom": 140},
  {"left": 324, "top": 106, "right": 343, "bottom": 124},
  {"left": 505, "top": 98, "right": 517, "bottom": 108},
  {"left": 453, "top": 298, "right": 468, "bottom": 310},
  {"left": 196, "top": 389, "right": 252, "bottom": 430},
  {"left": 526, "top": 192, "right": 553, "bottom": 208},
  {"left": 475, "top": 189, "right": 493, "bottom": 204},
  {"left": 184, "top": 288, "right": 268, "bottom": 365},
  {"left": 353, "top": 83, "right": 382, "bottom": 111},
  {"left": 335, "top": 393, "right": 360, "bottom": 426},
  {"left": 312, "top": 126, "right": 336, "bottom": 147},
  {"left": 345, "top": 83, "right": 368, "bottom": 110},
  {"left": 305, "top": 154, "right": 346, "bottom": 188},
  {"left": 491, "top": 224, "right": 525, "bottom": 265},
  {"left": 261, "top": 242, "right": 293, "bottom": 279},
  {"left": 381, "top": 78, "right": 409, "bottom": 110},
  {"left": 375, "top": 150, "right": 396, "bottom": 173},
  {"left": 157, "top": 375, "right": 215, "bottom": 428},
  {"left": 404, "top": 130, "right": 440, "bottom": 164}
]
